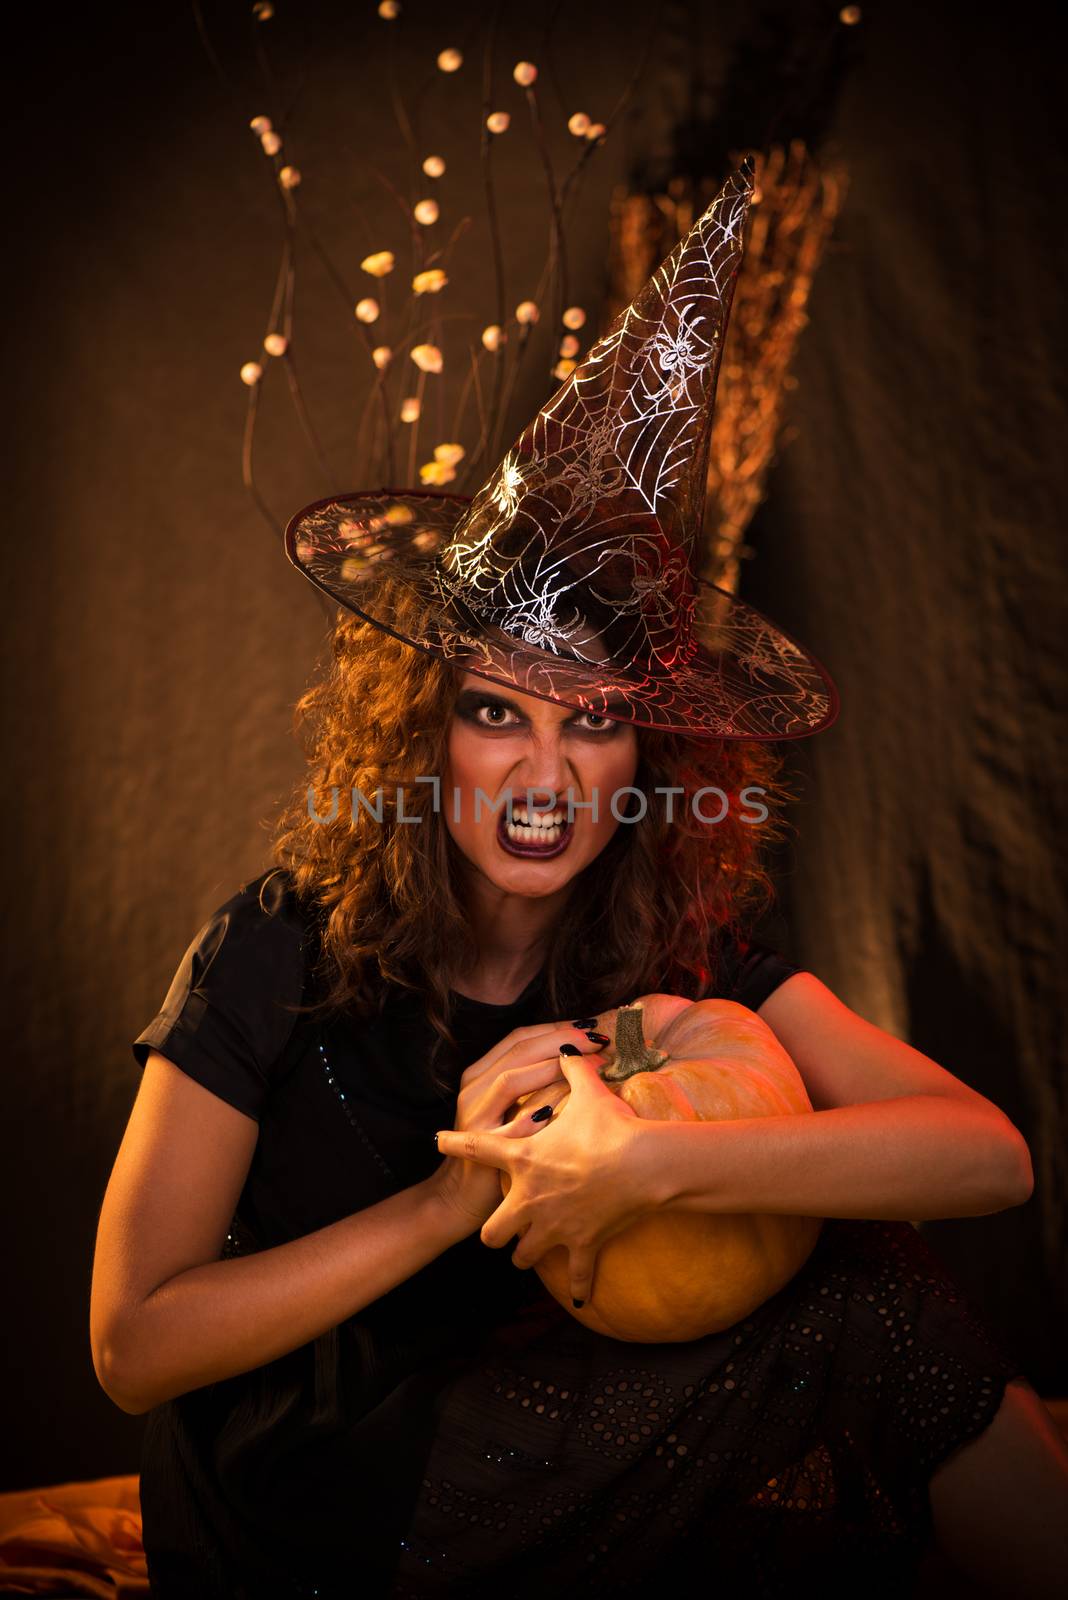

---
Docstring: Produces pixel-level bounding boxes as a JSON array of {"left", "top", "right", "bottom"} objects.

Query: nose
[
  {"left": 510, "top": 726, "right": 573, "bottom": 809},
  {"left": 511, "top": 772, "right": 570, "bottom": 811}
]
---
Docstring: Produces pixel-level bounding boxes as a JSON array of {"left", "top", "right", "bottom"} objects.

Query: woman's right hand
[{"left": 429, "top": 1020, "right": 609, "bottom": 1236}]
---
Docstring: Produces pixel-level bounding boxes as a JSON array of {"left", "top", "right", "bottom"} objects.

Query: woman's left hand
[{"left": 434, "top": 1051, "right": 656, "bottom": 1305}]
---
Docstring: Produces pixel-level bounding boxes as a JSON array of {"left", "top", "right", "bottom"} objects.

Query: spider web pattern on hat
[{"left": 286, "top": 160, "right": 839, "bottom": 740}]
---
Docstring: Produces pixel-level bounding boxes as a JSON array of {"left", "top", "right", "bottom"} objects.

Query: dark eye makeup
[{"left": 454, "top": 689, "right": 628, "bottom": 735}]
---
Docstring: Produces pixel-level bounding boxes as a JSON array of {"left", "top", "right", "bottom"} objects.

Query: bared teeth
[{"left": 500, "top": 812, "right": 570, "bottom": 849}]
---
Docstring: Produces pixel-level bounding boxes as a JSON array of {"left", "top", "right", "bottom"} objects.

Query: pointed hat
[{"left": 284, "top": 157, "right": 839, "bottom": 740}]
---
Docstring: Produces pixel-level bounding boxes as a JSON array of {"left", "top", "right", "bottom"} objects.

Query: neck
[{"left": 452, "top": 870, "right": 571, "bottom": 1004}]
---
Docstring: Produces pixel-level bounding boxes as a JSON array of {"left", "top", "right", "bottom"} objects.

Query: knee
[{"left": 927, "top": 1377, "right": 1068, "bottom": 1597}]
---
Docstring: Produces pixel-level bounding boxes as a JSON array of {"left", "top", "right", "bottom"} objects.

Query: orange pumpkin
[{"left": 501, "top": 995, "right": 823, "bottom": 1343}]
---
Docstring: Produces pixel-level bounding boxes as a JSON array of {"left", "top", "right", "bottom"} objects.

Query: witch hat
[{"left": 284, "top": 156, "right": 839, "bottom": 740}]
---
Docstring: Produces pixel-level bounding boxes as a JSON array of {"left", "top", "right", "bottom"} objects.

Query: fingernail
[
  {"left": 530, "top": 1104, "right": 553, "bottom": 1122},
  {"left": 558, "top": 1042, "right": 581, "bottom": 1055},
  {"left": 571, "top": 1017, "right": 598, "bottom": 1030},
  {"left": 433, "top": 1132, "right": 440, "bottom": 1146},
  {"left": 572, "top": 1298, "right": 585, "bottom": 1308},
  {"left": 585, "top": 1031, "right": 610, "bottom": 1045}
]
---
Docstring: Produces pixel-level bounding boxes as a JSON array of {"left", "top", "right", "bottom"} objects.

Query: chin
[
  {"left": 452, "top": 828, "right": 587, "bottom": 893},
  {"left": 483, "top": 851, "right": 579, "bottom": 893}
]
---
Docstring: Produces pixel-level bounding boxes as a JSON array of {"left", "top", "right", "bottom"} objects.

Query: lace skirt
[{"left": 382, "top": 1218, "right": 1024, "bottom": 1599}]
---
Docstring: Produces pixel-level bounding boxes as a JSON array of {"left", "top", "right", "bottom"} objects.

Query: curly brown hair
[{"left": 264, "top": 568, "right": 798, "bottom": 1093}]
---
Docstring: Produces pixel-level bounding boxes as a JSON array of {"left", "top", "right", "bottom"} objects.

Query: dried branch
[{"left": 606, "top": 140, "right": 848, "bottom": 596}]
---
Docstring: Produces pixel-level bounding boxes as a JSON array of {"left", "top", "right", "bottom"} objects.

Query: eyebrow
[{"left": 456, "top": 687, "right": 632, "bottom": 718}]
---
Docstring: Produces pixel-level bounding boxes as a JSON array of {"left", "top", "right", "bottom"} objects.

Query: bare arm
[
  {"left": 639, "top": 974, "right": 1033, "bottom": 1220},
  {"left": 90, "top": 1050, "right": 468, "bottom": 1416},
  {"left": 637, "top": 1094, "right": 1031, "bottom": 1220}
]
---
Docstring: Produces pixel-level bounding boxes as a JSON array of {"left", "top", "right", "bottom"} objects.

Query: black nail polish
[
  {"left": 572, "top": 1298, "right": 585, "bottom": 1308},
  {"left": 585, "top": 1031, "right": 610, "bottom": 1045},
  {"left": 559, "top": 1042, "right": 581, "bottom": 1055},
  {"left": 433, "top": 1132, "right": 439, "bottom": 1146},
  {"left": 571, "top": 1017, "right": 598, "bottom": 1030},
  {"left": 531, "top": 1104, "right": 553, "bottom": 1122}
]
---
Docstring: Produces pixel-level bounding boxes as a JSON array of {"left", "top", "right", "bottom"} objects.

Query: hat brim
[{"left": 284, "top": 489, "right": 840, "bottom": 741}]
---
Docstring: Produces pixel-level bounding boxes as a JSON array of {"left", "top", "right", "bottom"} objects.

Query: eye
[
  {"left": 460, "top": 697, "right": 623, "bottom": 734},
  {"left": 573, "top": 711, "right": 622, "bottom": 735},
  {"left": 471, "top": 701, "right": 521, "bottom": 728}
]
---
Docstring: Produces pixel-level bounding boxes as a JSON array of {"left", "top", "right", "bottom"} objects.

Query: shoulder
[
  {"left": 179, "top": 869, "right": 312, "bottom": 991},
  {"left": 713, "top": 927, "right": 805, "bottom": 1014},
  {"left": 132, "top": 869, "right": 328, "bottom": 1118},
  {"left": 207, "top": 867, "right": 312, "bottom": 948},
  {"left": 133, "top": 869, "right": 320, "bottom": 1074}
]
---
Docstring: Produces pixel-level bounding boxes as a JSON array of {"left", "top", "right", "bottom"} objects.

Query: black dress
[{"left": 130, "top": 870, "right": 1024, "bottom": 1599}]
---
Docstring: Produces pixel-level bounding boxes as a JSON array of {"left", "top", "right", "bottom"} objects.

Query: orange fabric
[{"left": 0, "top": 1475, "right": 148, "bottom": 1597}]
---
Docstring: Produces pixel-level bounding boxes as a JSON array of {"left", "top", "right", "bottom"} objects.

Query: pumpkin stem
[{"left": 600, "top": 1001, "right": 670, "bottom": 1083}]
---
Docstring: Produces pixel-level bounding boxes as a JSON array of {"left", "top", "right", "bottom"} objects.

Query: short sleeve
[
  {"left": 132, "top": 869, "right": 309, "bottom": 1122},
  {"left": 717, "top": 933, "right": 804, "bottom": 1013}
]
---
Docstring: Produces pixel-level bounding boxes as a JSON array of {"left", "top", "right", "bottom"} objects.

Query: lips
[{"left": 496, "top": 809, "right": 575, "bottom": 859}]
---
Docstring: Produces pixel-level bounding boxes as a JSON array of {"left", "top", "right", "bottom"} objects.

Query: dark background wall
[{"left": 3, "top": 0, "right": 1065, "bottom": 1491}]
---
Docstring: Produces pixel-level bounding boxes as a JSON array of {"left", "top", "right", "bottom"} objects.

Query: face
[{"left": 443, "top": 671, "right": 640, "bottom": 900}]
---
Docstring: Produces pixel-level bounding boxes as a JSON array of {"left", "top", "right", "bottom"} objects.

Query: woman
[
  {"left": 92, "top": 159, "right": 1068, "bottom": 1596},
  {"left": 90, "top": 619, "right": 1068, "bottom": 1597}
]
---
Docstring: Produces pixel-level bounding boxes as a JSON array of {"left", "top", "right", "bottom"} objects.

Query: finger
[
  {"left": 568, "top": 1246, "right": 598, "bottom": 1308},
  {"left": 434, "top": 1126, "right": 513, "bottom": 1168},
  {"left": 484, "top": 1056, "right": 576, "bottom": 1118},
  {"left": 461, "top": 1024, "right": 605, "bottom": 1088},
  {"left": 462, "top": 1054, "right": 575, "bottom": 1132},
  {"left": 480, "top": 1199, "right": 528, "bottom": 1250},
  {"left": 458, "top": 1022, "right": 563, "bottom": 1087},
  {"left": 509, "top": 1082, "right": 572, "bottom": 1130},
  {"left": 511, "top": 1231, "right": 547, "bottom": 1270},
  {"left": 555, "top": 1049, "right": 609, "bottom": 1101}
]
